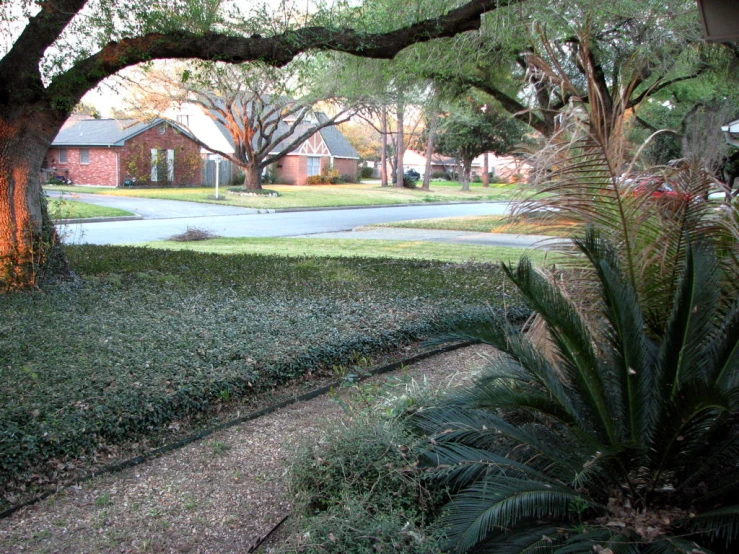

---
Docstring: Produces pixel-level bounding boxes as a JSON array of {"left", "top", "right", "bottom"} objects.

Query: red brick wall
[
  {"left": 45, "top": 147, "right": 118, "bottom": 186},
  {"left": 333, "top": 158, "right": 358, "bottom": 182},
  {"left": 275, "top": 155, "right": 303, "bottom": 185},
  {"left": 119, "top": 124, "right": 202, "bottom": 186},
  {"left": 277, "top": 156, "right": 339, "bottom": 185},
  {"left": 45, "top": 123, "right": 203, "bottom": 187}
]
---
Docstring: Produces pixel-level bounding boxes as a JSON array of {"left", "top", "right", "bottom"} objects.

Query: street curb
[
  {"left": 0, "top": 341, "right": 473, "bottom": 521},
  {"left": 272, "top": 200, "right": 507, "bottom": 213},
  {"left": 55, "top": 215, "right": 143, "bottom": 224}
]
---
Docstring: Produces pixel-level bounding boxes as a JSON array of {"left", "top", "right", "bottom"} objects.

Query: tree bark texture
[
  {"left": 422, "top": 109, "right": 439, "bottom": 191},
  {"left": 380, "top": 108, "right": 389, "bottom": 187},
  {"left": 395, "top": 97, "right": 405, "bottom": 188},
  {"left": 482, "top": 152, "right": 489, "bottom": 187},
  {"left": 243, "top": 165, "right": 263, "bottom": 190},
  {"left": 0, "top": 111, "right": 66, "bottom": 289},
  {"left": 460, "top": 158, "right": 473, "bottom": 191}
]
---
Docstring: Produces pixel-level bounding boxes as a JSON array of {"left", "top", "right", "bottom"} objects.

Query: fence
[{"left": 202, "top": 158, "right": 232, "bottom": 187}]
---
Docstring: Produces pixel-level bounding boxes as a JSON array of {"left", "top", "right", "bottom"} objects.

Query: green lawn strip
[
  {"left": 48, "top": 199, "right": 134, "bottom": 220},
  {"left": 0, "top": 246, "right": 528, "bottom": 506},
  {"left": 371, "top": 214, "right": 578, "bottom": 237},
  {"left": 43, "top": 182, "right": 520, "bottom": 208},
  {"left": 138, "top": 237, "right": 559, "bottom": 266}
]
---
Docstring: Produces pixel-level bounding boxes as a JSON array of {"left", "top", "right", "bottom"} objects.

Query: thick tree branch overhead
[{"left": 47, "top": 0, "right": 520, "bottom": 108}]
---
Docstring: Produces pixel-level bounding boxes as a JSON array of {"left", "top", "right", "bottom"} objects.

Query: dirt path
[{"left": 0, "top": 345, "right": 492, "bottom": 553}]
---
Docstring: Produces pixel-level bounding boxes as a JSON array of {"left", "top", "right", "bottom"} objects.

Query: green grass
[
  {"left": 139, "top": 237, "right": 560, "bottom": 266},
  {"left": 0, "top": 246, "right": 529, "bottom": 507},
  {"left": 44, "top": 182, "right": 520, "bottom": 208},
  {"left": 372, "top": 214, "right": 579, "bottom": 237},
  {"left": 48, "top": 199, "right": 134, "bottom": 220}
]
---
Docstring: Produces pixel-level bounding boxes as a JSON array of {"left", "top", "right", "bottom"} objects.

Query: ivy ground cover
[{"left": 0, "top": 246, "right": 524, "bottom": 509}]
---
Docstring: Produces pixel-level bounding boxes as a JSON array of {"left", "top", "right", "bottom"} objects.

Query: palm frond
[
  {"left": 416, "top": 406, "right": 587, "bottom": 476},
  {"left": 441, "top": 476, "right": 590, "bottom": 554},
  {"left": 504, "top": 257, "right": 617, "bottom": 445},
  {"left": 641, "top": 536, "right": 716, "bottom": 554},
  {"left": 707, "top": 297, "right": 739, "bottom": 390},
  {"left": 675, "top": 505, "right": 739, "bottom": 550},
  {"left": 420, "top": 442, "right": 558, "bottom": 490},
  {"left": 575, "top": 230, "right": 659, "bottom": 448},
  {"left": 657, "top": 245, "right": 721, "bottom": 392},
  {"left": 556, "top": 529, "right": 640, "bottom": 554},
  {"left": 475, "top": 524, "right": 565, "bottom": 554}
]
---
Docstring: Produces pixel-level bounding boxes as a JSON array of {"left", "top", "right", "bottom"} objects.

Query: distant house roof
[
  {"left": 51, "top": 118, "right": 193, "bottom": 147},
  {"left": 318, "top": 124, "right": 359, "bottom": 159},
  {"left": 207, "top": 108, "right": 359, "bottom": 160}
]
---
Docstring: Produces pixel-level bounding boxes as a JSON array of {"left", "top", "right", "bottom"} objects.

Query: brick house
[
  {"left": 267, "top": 119, "right": 360, "bottom": 185},
  {"left": 44, "top": 118, "right": 202, "bottom": 187},
  {"left": 173, "top": 104, "right": 360, "bottom": 186}
]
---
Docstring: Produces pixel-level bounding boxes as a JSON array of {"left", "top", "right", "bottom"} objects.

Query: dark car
[{"left": 404, "top": 169, "right": 421, "bottom": 182}]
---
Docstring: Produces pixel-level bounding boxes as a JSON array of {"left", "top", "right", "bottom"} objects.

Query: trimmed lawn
[
  {"left": 44, "top": 182, "right": 520, "bottom": 208},
  {"left": 372, "top": 214, "right": 580, "bottom": 237},
  {"left": 48, "top": 199, "right": 134, "bottom": 220},
  {"left": 139, "top": 237, "right": 561, "bottom": 266},
  {"left": 0, "top": 246, "right": 528, "bottom": 509}
]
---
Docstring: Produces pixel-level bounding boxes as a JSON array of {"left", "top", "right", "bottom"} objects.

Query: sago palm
[{"left": 416, "top": 230, "right": 739, "bottom": 553}]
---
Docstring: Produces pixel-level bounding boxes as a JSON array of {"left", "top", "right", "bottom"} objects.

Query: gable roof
[
  {"left": 51, "top": 118, "right": 193, "bottom": 147},
  {"left": 318, "top": 124, "right": 359, "bottom": 159},
  {"left": 204, "top": 107, "right": 359, "bottom": 160}
]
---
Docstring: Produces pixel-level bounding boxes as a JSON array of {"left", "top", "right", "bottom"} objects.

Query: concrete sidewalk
[{"left": 291, "top": 226, "right": 569, "bottom": 249}]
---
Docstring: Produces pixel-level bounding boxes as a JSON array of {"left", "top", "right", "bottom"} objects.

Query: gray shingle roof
[
  {"left": 51, "top": 118, "right": 192, "bottom": 147},
  {"left": 318, "top": 124, "right": 359, "bottom": 159},
  {"left": 208, "top": 109, "right": 359, "bottom": 159}
]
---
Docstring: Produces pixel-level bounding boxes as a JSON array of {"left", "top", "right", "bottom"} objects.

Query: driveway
[{"left": 46, "top": 190, "right": 258, "bottom": 219}]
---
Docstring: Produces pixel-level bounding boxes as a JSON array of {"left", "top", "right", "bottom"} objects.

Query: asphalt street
[{"left": 50, "top": 190, "right": 564, "bottom": 248}]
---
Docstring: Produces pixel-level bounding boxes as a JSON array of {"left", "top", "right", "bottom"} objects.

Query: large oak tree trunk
[
  {"left": 242, "top": 165, "right": 263, "bottom": 190},
  {"left": 0, "top": 113, "right": 69, "bottom": 290}
]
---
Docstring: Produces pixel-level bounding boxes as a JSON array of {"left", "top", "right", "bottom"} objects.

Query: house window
[
  {"left": 175, "top": 114, "right": 190, "bottom": 128},
  {"left": 58, "top": 149, "right": 67, "bottom": 164},
  {"left": 307, "top": 156, "right": 321, "bottom": 177},
  {"left": 151, "top": 149, "right": 174, "bottom": 182},
  {"left": 79, "top": 148, "right": 89, "bottom": 164}
]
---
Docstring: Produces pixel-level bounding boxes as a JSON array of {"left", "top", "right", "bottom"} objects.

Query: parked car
[
  {"left": 404, "top": 169, "right": 420, "bottom": 182},
  {"left": 46, "top": 174, "right": 73, "bottom": 185}
]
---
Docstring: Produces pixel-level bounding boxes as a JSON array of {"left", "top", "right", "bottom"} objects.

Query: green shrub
[
  {"left": 283, "top": 387, "right": 449, "bottom": 554},
  {"left": 416, "top": 232, "right": 739, "bottom": 553},
  {"left": 280, "top": 498, "right": 443, "bottom": 554},
  {"left": 360, "top": 167, "right": 375, "bottom": 179},
  {"left": 289, "top": 418, "right": 435, "bottom": 515},
  {"left": 431, "top": 171, "right": 451, "bottom": 181}
]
